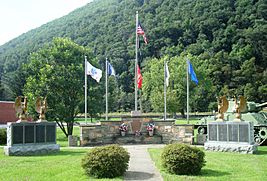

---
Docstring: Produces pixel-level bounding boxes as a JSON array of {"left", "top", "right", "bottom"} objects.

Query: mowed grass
[
  {"left": 148, "top": 146, "right": 267, "bottom": 181},
  {"left": 0, "top": 148, "right": 122, "bottom": 181},
  {"left": 175, "top": 119, "right": 200, "bottom": 125},
  {"left": 56, "top": 126, "right": 80, "bottom": 147},
  {"left": 0, "top": 127, "right": 122, "bottom": 180},
  {"left": 0, "top": 127, "right": 122, "bottom": 181}
]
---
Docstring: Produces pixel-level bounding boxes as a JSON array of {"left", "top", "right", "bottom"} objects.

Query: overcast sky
[{"left": 0, "top": 0, "right": 92, "bottom": 46}]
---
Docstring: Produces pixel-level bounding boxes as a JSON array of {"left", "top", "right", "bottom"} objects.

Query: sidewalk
[{"left": 123, "top": 144, "right": 165, "bottom": 181}]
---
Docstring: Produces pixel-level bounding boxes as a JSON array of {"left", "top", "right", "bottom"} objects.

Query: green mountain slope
[{"left": 0, "top": 0, "right": 266, "bottom": 107}]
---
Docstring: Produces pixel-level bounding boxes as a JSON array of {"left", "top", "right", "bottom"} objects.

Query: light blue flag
[
  {"left": 107, "top": 61, "right": 116, "bottom": 76},
  {"left": 187, "top": 59, "right": 198, "bottom": 85}
]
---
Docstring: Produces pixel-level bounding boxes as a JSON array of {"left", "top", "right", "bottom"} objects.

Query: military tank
[{"left": 194, "top": 99, "right": 267, "bottom": 145}]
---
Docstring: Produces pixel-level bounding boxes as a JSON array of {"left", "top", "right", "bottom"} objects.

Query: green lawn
[
  {"left": 56, "top": 126, "right": 80, "bottom": 147},
  {"left": 0, "top": 148, "right": 122, "bottom": 181},
  {"left": 0, "top": 126, "right": 123, "bottom": 180},
  {"left": 148, "top": 146, "right": 267, "bottom": 181},
  {"left": 175, "top": 119, "right": 200, "bottom": 125}
]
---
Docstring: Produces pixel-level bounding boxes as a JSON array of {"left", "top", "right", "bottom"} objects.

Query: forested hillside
[{"left": 0, "top": 0, "right": 266, "bottom": 113}]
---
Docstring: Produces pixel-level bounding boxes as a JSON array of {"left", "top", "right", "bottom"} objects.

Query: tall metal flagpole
[
  {"left": 164, "top": 60, "right": 167, "bottom": 121},
  {"left": 135, "top": 11, "right": 138, "bottom": 111},
  {"left": 187, "top": 59, "right": 189, "bottom": 124},
  {"left": 84, "top": 56, "right": 87, "bottom": 124},
  {"left": 105, "top": 58, "right": 108, "bottom": 120}
]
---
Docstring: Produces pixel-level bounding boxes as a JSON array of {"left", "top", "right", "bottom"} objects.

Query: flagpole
[
  {"left": 105, "top": 58, "right": 108, "bottom": 120},
  {"left": 164, "top": 60, "right": 167, "bottom": 121},
  {"left": 187, "top": 59, "right": 189, "bottom": 124},
  {"left": 135, "top": 11, "right": 138, "bottom": 111},
  {"left": 84, "top": 56, "right": 87, "bottom": 125}
]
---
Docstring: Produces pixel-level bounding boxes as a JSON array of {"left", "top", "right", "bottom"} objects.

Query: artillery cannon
[{"left": 195, "top": 98, "right": 267, "bottom": 145}]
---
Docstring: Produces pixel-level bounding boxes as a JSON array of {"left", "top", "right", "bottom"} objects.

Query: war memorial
[
  {"left": 4, "top": 96, "right": 60, "bottom": 156},
  {"left": 204, "top": 96, "right": 257, "bottom": 154},
  {"left": 1, "top": 1, "right": 267, "bottom": 179},
  {"left": 4, "top": 95, "right": 265, "bottom": 156}
]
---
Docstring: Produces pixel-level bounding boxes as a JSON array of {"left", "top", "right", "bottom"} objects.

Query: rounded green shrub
[
  {"left": 81, "top": 144, "right": 130, "bottom": 178},
  {"left": 0, "top": 128, "right": 7, "bottom": 145},
  {"left": 161, "top": 143, "right": 205, "bottom": 175}
]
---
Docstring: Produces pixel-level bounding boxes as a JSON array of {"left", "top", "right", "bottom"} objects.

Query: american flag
[
  {"left": 137, "top": 24, "right": 145, "bottom": 35},
  {"left": 137, "top": 23, "right": 148, "bottom": 44}
]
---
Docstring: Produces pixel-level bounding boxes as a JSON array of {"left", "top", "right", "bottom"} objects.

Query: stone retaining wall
[{"left": 80, "top": 119, "right": 194, "bottom": 146}]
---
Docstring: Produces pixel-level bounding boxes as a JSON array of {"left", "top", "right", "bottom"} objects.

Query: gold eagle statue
[
  {"left": 14, "top": 96, "right": 28, "bottom": 122},
  {"left": 35, "top": 97, "right": 47, "bottom": 122},
  {"left": 234, "top": 96, "right": 247, "bottom": 120},
  {"left": 217, "top": 95, "right": 229, "bottom": 120}
]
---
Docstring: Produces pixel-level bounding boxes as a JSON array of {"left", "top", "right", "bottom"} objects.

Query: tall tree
[
  {"left": 23, "top": 37, "right": 102, "bottom": 137},
  {"left": 142, "top": 55, "right": 213, "bottom": 116}
]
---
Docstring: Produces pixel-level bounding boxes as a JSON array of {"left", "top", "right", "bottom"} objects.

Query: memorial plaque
[
  {"left": 208, "top": 124, "right": 217, "bottom": 141},
  {"left": 25, "top": 125, "right": 34, "bottom": 143},
  {"left": 131, "top": 120, "right": 142, "bottom": 132},
  {"left": 46, "top": 125, "right": 56, "bottom": 143},
  {"left": 228, "top": 124, "right": 238, "bottom": 142},
  {"left": 12, "top": 125, "right": 23, "bottom": 144},
  {"left": 36, "top": 125, "right": 45, "bottom": 143},
  {"left": 218, "top": 124, "right": 227, "bottom": 141},
  {"left": 239, "top": 124, "right": 249, "bottom": 142}
]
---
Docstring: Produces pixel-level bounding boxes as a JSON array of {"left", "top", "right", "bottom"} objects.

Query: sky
[{"left": 0, "top": 0, "right": 92, "bottom": 46}]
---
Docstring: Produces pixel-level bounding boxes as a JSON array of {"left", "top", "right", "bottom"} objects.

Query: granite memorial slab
[
  {"left": 205, "top": 121, "right": 257, "bottom": 154},
  {"left": 25, "top": 125, "right": 34, "bottom": 143},
  {"left": 12, "top": 125, "right": 23, "bottom": 144},
  {"left": 218, "top": 124, "right": 227, "bottom": 141},
  {"left": 36, "top": 125, "right": 45, "bottom": 143},
  {"left": 208, "top": 124, "right": 217, "bottom": 141},
  {"left": 4, "top": 122, "right": 59, "bottom": 156},
  {"left": 46, "top": 125, "right": 56, "bottom": 142}
]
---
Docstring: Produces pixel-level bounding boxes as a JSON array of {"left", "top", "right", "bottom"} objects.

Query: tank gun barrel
[{"left": 256, "top": 102, "right": 267, "bottom": 108}]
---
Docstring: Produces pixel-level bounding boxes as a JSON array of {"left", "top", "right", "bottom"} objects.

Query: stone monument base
[
  {"left": 131, "top": 111, "right": 142, "bottom": 117},
  {"left": 4, "top": 144, "right": 60, "bottom": 156},
  {"left": 204, "top": 142, "right": 257, "bottom": 154},
  {"left": 115, "top": 134, "right": 162, "bottom": 144},
  {"left": 205, "top": 121, "right": 257, "bottom": 154}
]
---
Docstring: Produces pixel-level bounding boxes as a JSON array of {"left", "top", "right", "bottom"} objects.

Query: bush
[
  {"left": 161, "top": 143, "right": 205, "bottom": 175},
  {"left": 81, "top": 144, "right": 130, "bottom": 178},
  {"left": 0, "top": 128, "right": 7, "bottom": 145}
]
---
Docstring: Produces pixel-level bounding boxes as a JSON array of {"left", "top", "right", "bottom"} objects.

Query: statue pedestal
[
  {"left": 16, "top": 120, "right": 28, "bottom": 123},
  {"left": 131, "top": 111, "right": 142, "bottom": 117},
  {"left": 4, "top": 122, "right": 60, "bottom": 156},
  {"left": 204, "top": 121, "right": 257, "bottom": 154},
  {"left": 36, "top": 119, "right": 48, "bottom": 123}
]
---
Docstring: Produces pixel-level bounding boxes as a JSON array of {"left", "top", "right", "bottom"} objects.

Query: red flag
[{"left": 137, "top": 64, "right": 143, "bottom": 89}]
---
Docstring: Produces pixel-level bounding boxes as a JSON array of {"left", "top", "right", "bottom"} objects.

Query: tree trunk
[
  {"left": 67, "top": 121, "right": 74, "bottom": 136},
  {"left": 180, "top": 109, "right": 185, "bottom": 118}
]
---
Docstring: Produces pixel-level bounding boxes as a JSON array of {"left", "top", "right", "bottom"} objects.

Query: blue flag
[
  {"left": 187, "top": 59, "right": 198, "bottom": 85},
  {"left": 107, "top": 61, "right": 116, "bottom": 76}
]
